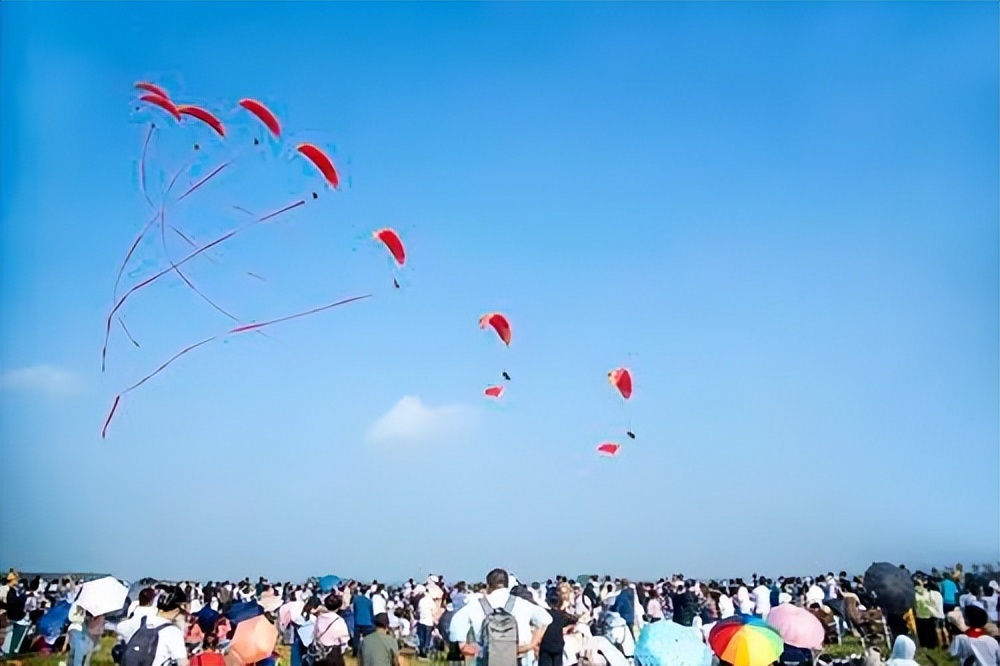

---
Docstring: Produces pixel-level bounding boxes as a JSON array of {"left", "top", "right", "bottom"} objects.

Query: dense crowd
[{"left": 1, "top": 564, "right": 998, "bottom": 666}]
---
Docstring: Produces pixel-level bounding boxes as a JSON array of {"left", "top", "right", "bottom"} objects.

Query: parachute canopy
[
  {"left": 597, "top": 442, "right": 621, "bottom": 457},
  {"left": 479, "top": 312, "right": 511, "bottom": 346},
  {"left": 484, "top": 385, "right": 504, "bottom": 399},
  {"left": 297, "top": 143, "right": 339, "bottom": 189},
  {"left": 608, "top": 367, "right": 633, "bottom": 400},
  {"left": 139, "top": 94, "right": 180, "bottom": 121},
  {"left": 239, "top": 98, "right": 281, "bottom": 137},
  {"left": 177, "top": 104, "right": 226, "bottom": 137},
  {"left": 135, "top": 82, "right": 170, "bottom": 99},
  {"left": 373, "top": 228, "right": 405, "bottom": 266}
]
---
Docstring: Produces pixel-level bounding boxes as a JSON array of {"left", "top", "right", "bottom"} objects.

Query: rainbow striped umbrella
[{"left": 708, "top": 615, "right": 784, "bottom": 666}]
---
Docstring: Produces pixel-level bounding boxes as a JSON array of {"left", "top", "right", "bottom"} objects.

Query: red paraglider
[
  {"left": 479, "top": 312, "right": 511, "bottom": 347},
  {"left": 177, "top": 104, "right": 226, "bottom": 137},
  {"left": 373, "top": 228, "right": 406, "bottom": 266},
  {"left": 139, "top": 94, "right": 181, "bottom": 121},
  {"left": 608, "top": 367, "right": 633, "bottom": 400},
  {"left": 484, "top": 385, "right": 504, "bottom": 399},
  {"left": 297, "top": 143, "right": 339, "bottom": 189},
  {"left": 239, "top": 98, "right": 281, "bottom": 137},
  {"left": 597, "top": 442, "right": 621, "bottom": 457},
  {"left": 135, "top": 82, "right": 170, "bottom": 99}
]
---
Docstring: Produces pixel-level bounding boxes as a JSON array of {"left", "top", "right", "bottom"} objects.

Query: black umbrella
[{"left": 863, "top": 562, "right": 915, "bottom": 615}]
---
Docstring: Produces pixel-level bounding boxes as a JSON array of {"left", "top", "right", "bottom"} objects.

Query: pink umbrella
[
  {"left": 229, "top": 615, "right": 278, "bottom": 664},
  {"left": 766, "top": 604, "right": 825, "bottom": 649}
]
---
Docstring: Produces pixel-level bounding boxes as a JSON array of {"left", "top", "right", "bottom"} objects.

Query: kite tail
[{"left": 229, "top": 294, "right": 373, "bottom": 335}]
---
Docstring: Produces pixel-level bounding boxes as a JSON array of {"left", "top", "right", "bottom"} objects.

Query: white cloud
[
  {"left": 1, "top": 365, "right": 83, "bottom": 397},
  {"left": 367, "top": 396, "right": 476, "bottom": 444}
]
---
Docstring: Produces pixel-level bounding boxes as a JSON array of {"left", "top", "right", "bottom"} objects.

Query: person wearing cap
[
  {"left": 116, "top": 586, "right": 189, "bottom": 666},
  {"left": 360, "top": 613, "right": 399, "bottom": 666}
]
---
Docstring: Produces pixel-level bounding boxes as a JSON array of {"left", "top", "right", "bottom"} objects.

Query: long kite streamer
[{"left": 102, "top": 198, "right": 306, "bottom": 371}]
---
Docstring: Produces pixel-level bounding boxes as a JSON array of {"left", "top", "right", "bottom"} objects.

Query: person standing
[
  {"left": 449, "top": 568, "right": 552, "bottom": 666},
  {"left": 914, "top": 580, "right": 939, "bottom": 649},
  {"left": 941, "top": 576, "right": 960, "bottom": 614},
  {"left": 360, "top": 614, "right": 399, "bottom": 666},
  {"left": 417, "top": 590, "right": 439, "bottom": 658},
  {"left": 116, "top": 586, "right": 189, "bottom": 666},
  {"left": 353, "top": 588, "right": 375, "bottom": 657},
  {"left": 67, "top": 603, "right": 100, "bottom": 666}
]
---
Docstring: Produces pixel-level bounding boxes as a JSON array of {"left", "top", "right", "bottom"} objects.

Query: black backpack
[{"left": 122, "top": 617, "right": 172, "bottom": 666}]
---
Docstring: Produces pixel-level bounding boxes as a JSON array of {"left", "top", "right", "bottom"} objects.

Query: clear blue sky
[{"left": 1, "top": 1, "right": 997, "bottom": 584}]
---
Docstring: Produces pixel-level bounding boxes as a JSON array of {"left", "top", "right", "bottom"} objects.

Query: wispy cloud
[
  {"left": 367, "top": 396, "right": 476, "bottom": 444},
  {"left": 1, "top": 365, "right": 83, "bottom": 397}
]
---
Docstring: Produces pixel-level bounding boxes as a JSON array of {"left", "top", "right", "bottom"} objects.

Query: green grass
[{"left": 819, "top": 635, "right": 956, "bottom": 666}]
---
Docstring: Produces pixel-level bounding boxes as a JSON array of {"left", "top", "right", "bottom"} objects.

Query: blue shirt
[
  {"left": 353, "top": 594, "right": 374, "bottom": 628},
  {"left": 613, "top": 590, "right": 635, "bottom": 626},
  {"left": 940, "top": 579, "right": 958, "bottom": 605}
]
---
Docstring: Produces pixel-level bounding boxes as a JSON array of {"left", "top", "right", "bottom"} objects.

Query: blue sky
[{"left": 1, "top": 1, "right": 997, "bottom": 584}]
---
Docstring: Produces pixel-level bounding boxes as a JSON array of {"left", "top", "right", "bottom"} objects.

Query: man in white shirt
[
  {"left": 116, "top": 587, "right": 189, "bottom": 666},
  {"left": 417, "top": 592, "right": 439, "bottom": 658},
  {"left": 372, "top": 585, "right": 388, "bottom": 616},
  {"left": 449, "top": 569, "right": 552, "bottom": 666},
  {"left": 752, "top": 580, "right": 771, "bottom": 619},
  {"left": 128, "top": 589, "right": 158, "bottom": 621}
]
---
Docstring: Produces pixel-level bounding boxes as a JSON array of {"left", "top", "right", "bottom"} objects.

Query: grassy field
[{"left": 2, "top": 633, "right": 958, "bottom": 666}]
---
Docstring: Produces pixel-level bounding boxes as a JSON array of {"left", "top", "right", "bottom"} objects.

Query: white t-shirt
[
  {"left": 950, "top": 635, "right": 1000, "bottom": 666},
  {"left": 736, "top": 587, "right": 754, "bottom": 615},
  {"left": 983, "top": 594, "right": 999, "bottom": 623},
  {"left": 718, "top": 595, "right": 735, "bottom": 619},
  {"left": 372, "top": 593, "right": 387, "bottom": 616},
  {"left": 448, "top": 589, "right": 553, "bottom": 648},
  {"left": 418, "top": 595, "right": 438, "bottom": 626},
  {"left": 959, "top": 593, "right": 985, "bottom": 610},
  {"left": 117, "top": 615, "right": 188, "bottom": 666},
  {"left": 752, "top": 586, "right": 771, "bottom": 616}
]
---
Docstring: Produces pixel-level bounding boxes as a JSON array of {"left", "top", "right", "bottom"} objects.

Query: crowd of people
[{"left": 0, "top": 564, "right": 998, "bottom": 666}]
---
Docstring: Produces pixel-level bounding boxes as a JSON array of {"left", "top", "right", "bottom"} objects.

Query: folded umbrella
[
  {"left": 76, "top": 576, "right": 129, "bottom": 617},
  {"left": 635, "top": 620, "right": 712, "bottom": 666},
  {"left": 765, "top": 604, "right": 825, "bottom": 650},
  {"left": 708, "top": 615, "right": 784, "bottom": 666}
]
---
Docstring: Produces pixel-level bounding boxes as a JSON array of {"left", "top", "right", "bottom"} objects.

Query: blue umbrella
[
  {"left": 318, "top": 575, "right": 341, "bottom": 593},
  {"left": 635, "top": 621, "right": 713, "bottom": 666},
  {"left": 37, "top": 601, "right": 72, "bottom": 639}
]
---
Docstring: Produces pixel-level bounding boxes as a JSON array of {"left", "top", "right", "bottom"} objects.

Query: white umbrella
[{"left": 76, "top": 576, "right": 128, "bottom": 616}]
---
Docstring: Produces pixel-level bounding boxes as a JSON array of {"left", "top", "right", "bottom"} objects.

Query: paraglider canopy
[
  {"left": 608, "top": 368, "right": 633, "bottom": 400},
  {"left": 479, "top": 312, "right": 512, "bottom": 346}
]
